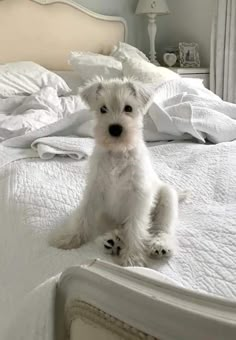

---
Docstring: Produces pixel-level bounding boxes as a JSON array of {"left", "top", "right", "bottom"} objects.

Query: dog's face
[{"left": 80, "top": 78, "right": 153, "bottom": 152}]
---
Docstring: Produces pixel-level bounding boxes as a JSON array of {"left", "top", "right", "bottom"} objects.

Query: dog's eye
[
  {"left": 124, "top": 105, "right": 133, "bottom": 113},
  {"left": 100, "top": 105, "right": 108, "bottom": 114}
]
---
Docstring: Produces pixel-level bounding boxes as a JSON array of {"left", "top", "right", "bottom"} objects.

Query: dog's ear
[
  {"left": 80, "top": 81, "right": 103, "bottom": 107},
  {"left": 126, "top": 81, "right": 156, "bottom": 113}
]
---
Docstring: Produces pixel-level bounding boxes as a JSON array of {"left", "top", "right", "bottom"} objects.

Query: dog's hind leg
[
  {"left": 149, "top": 185, "right": 178, "bottom": 258},
  {"left": 49, "top": 203, "right": 93, "bottom": 249}
]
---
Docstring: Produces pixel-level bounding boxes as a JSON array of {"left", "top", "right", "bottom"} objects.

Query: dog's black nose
[{"left": 109, "top": 124, "right": 123, "bottom": 137}]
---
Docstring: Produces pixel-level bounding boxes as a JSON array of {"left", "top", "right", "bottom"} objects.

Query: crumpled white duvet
[
  {"left": 0, "top": 79, "right": 236, "bottom": 173},
  {"left": 1, "top": 79, "right": 236, "bottom": 152},
  {"left": 0, "top": 86, "right": 86, "bottom": 141},
  {"left": 145, "top": 79, "right": 236, "bottom": 143}
]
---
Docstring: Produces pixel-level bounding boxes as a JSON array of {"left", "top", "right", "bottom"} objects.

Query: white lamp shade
[{"left": 135, "top": 0, "right": 170, "bottom": 15}]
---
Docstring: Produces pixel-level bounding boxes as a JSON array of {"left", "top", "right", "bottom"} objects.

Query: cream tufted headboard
[{"left": 0, "top": 0, "right": 127, "bottom": 70}]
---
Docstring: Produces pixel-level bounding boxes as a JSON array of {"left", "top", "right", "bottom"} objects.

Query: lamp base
[
  {"left": 151, "top": 59, "right": 160, "bottom": 66},
  {"left": 147, "top": 13, "right": 159, "bottom": 65}
]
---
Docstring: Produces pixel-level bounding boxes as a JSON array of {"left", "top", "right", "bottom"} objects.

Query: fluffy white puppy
[{"left": 51, "top": 78, "right": 179, "bottom": 266}]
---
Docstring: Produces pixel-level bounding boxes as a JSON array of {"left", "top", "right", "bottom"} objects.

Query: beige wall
[
  {"left": 155, "top": 0, "right": 215, "bottom": 67},
  {"left": 74, "top": 0, "right": 215, "bottom": 67},
  {"left": 73, "top": 0, "right": 145, "bottom": 51}
]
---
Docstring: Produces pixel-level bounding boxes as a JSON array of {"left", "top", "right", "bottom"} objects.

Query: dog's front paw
[
  {"left": 119, "top": 249, "right": 147, "bottom": 267},
  {"left": 103, "top": 230, "right": 123, "bottom": 256},
  {"left": 149, "top": 233, "right": 176, "bottom": 258}
]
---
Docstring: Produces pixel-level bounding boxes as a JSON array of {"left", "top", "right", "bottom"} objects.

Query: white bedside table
[{"left": 170, "top": 67, "right": 210, "bottom": 89}]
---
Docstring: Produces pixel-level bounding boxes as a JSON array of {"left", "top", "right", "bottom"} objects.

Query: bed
[{"left": 0, "top": 1, "right": 236, "bottom": 340}]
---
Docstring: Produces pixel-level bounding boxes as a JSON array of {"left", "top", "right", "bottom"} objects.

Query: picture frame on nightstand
[{"left": 179, "top": 42, "right": 200, "bottom": 68}]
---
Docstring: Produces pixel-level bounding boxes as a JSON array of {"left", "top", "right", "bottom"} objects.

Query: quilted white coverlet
[{"left": 0, "top": 140, "right": 236, "bottom": 339}]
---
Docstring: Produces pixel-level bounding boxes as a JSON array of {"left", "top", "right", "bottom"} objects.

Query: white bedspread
[
  {"left": 1, "top": 140, "right": 236, "bottom": 339},
  {"left": 1, "top": 79, "right": 236, "bottom": 339}
]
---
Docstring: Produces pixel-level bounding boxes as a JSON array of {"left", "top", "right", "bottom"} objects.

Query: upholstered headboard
[{"left": 0, "top": 0, "right": 127, "bottom": 70}]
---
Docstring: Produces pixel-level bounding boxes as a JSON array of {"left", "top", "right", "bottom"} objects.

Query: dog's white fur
[{"left": 50, "top": 78, "right": 179, "bottom": 266}]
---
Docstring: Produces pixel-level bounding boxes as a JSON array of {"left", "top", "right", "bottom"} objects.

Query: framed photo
[{"left": 179, "top": 42, "right": 200, "bottom": 67}]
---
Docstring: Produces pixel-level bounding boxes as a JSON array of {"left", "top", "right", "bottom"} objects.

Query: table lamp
[{"left": 136, "top": 0, "right": 170, "bottom": 65}]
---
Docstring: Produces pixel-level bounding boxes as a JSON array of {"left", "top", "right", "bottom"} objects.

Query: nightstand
[{"left": 170, "top": 67, "right": 210, "bottom": 89}]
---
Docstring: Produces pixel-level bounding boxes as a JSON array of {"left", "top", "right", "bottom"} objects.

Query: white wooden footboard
[{"left": 56, "top": 259, "right": 236, "bottom": 340}]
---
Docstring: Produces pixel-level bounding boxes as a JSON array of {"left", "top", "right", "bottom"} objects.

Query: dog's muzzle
[{"left": 109, "top": 124, "right": 123, "bottom": 137}]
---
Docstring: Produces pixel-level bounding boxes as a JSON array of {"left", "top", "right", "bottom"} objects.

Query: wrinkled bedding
[
  {"left": 1, "top": 78, "right": 236, "bottom": 339},
  {"left": 1, "top": 79, "right": 236, "bottom": 149},
  {"left": 0, "top": 87, "right": 85, "bottom": 141}
]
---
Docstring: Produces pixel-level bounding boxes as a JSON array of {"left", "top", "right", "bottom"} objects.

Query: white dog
[{"left": 51, "top": 78, "right": 179, "bottom": 266}]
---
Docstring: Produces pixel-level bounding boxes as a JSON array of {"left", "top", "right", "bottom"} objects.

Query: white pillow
[
  {"left": 122, "top": 57, "right": 180, "bottom": 86},
  {"left": 0, "top": 61, "right": 71, "bottom": 98},
  {"left": 111, "top": 42, "right": 151, "bottom": 63},
  {"left": 68, "top": 51, "right": 122, "bottom": 85},
  {"left": 56, "top": 71, "right": 82, "bottom": 95}
]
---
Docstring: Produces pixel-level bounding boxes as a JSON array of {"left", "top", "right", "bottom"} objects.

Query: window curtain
[{"left": 210, "top": 0, "right": 236, "bottom": 103}]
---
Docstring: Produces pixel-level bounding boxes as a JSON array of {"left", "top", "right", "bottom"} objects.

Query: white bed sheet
[{"left": 0, "top": 139, "right": 236, "bottom": 337}]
